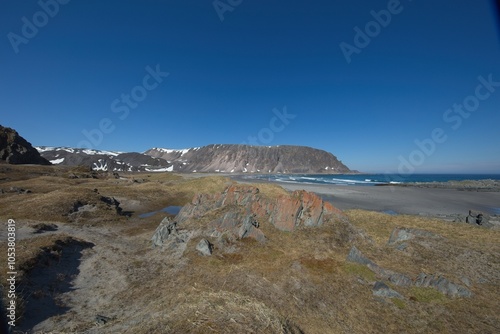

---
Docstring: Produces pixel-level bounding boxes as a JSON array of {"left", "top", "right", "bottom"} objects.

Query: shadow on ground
[{"left": 17, "top": 238, "right": 94, "bottom": 331}]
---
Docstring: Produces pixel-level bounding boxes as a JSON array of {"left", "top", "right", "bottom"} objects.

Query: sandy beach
[{"left": 231, "top": 176, "right": 500, "bottom": 217}]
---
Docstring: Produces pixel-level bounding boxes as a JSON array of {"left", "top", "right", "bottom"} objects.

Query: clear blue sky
[{"left": 1, "top": 0, "right": 500, "bottom": 173}]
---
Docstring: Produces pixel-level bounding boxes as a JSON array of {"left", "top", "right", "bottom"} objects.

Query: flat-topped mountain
[
  {"left": 0, "top": 125, "right": 50, "bottom": 165},
  {"left": 36, "top": 144, "right": 352, "bottom": 173},
  {"left": 145, "top": 144, "right": 351, "bottom": 174}
]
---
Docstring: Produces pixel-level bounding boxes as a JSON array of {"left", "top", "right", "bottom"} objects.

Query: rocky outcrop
[
  {"left": 176, "top": 184, "right": 347, "bottom": 234},
  {"left": 145, "top": 144, "right": 352, "bottom": 174},
  {"left": 415, "top": 273, "right": 472, "bottom": 298},
  {"left": 346, "top": 245, "right": 472, "bottom": 298},
  {"left": 0, "top": 125, "right": 50, "bottom": 165},
  {"left": 153, "top": 184, "right": 352, "bottom": 255}
]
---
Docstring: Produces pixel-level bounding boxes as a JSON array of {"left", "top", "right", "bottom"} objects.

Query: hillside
[
  {"left": 37, "top": 144, "right": 352, "bottom": 174},
  {"left": 145, "top": 144, "right": 351, "bottom": 173},
  {"left": 36, "top": 147, "right": 169, "bottom": 172},
  {"left": 0, "top": 125, "right": 50, "bottom": 165}
]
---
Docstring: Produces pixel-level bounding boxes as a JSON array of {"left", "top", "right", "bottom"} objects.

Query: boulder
[
  {"left": 151, "top": 217, "right": 177, "bottom": 248},
  {"left": 196, "top": 239, "right": 213, "bottom": 256},
  {"left": 466, "top": 210, "right": 487, "bottom": 226}
]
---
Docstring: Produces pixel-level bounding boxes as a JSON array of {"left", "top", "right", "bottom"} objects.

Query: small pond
[{"left": 138, "top": 206, "right": 183, "bottom": 218}]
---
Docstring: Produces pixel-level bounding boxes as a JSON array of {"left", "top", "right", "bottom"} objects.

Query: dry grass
[{"left": 345, "top": 209, "right": 499, "bottom": 245}]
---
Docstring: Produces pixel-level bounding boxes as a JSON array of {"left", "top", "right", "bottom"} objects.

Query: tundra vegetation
[{"left": 0, "top": 164, "right": 498, "bottom": 333}]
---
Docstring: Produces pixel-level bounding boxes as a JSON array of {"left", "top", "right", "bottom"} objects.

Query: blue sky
[{"left": 1, "top": 0, "right": 500, "bottom": 173}]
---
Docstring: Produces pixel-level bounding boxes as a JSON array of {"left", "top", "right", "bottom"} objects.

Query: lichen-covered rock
[{"left": 172, "top": 184, "right": 348, "bottom": 243}]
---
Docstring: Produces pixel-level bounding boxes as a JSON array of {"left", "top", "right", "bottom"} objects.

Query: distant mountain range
[
  {"left": 35, "top": 144, "right": 352, "bottom": 174},
  {"left": 1, "top": 123, "right": 351, "bottom": 173}
]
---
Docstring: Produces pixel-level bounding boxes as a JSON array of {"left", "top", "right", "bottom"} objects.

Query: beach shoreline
[{"left": 229, "top": 175, "right": 500, "bottom": 219}]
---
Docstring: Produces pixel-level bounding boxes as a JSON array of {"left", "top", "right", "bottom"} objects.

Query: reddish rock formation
[{"left": 175, "top": 184, "right": 347, "bottom": 243}]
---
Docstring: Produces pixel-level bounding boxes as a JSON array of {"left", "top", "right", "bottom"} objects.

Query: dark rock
[
  {"left": 69, "top": 201, "right": 87, "bottom": 214},
  {"left": 466, "top": 210, "right": 487, "bottom": 226},
  {"left": 8, "top": 186, "right": 31, "bottom": 194},
  {"left": 32, "top": 223, "right": 58, "bottom": 234},
  {"left": 196, "top": 239, "right": 213, "bottom": 256},
  {"left": 95, "top": 314, "right": 113, "bottom": 325},
  {"left": 372, "top": 281, "right": 403, "bottom": 299},
  {"left": 0, "top": 125, "right": 51, "bottom": 165},
  {"left": 99, "top": 196, "right": 127, "bottom": 216}
]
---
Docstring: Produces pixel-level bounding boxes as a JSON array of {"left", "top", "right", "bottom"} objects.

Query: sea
[{"left": 241, "top": 174, "right": 500, "bottom": 186}]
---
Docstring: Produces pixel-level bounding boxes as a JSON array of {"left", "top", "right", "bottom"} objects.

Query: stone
[
  {"left": 95, "top": 314, "right": 113, "bottom": 325},
  {"left": 196, "top": 238, "right": 213, "bottom": 256},
  {"left": 387, "top": 227, "right": 440, "bottom": 245},
  {"left": 415, "top": 272, "right": 472, "bottom": 298},
  {"left": 466, "top": 210, "right": 487, "bottom": 225},
  {"left": 372, "top": 281, "right": 403, "bottom": 299},
  {"left": 151, "top": 217, "right": 177, "bottom": 248},
  {"left": 346, "top": 246, "right": 412, "bottom": 287},
  {"left": 346, "top": 246, "right": 374, "bottom": 266}
]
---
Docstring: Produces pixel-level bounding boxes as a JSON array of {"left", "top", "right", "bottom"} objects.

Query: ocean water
[{"left": 242, "top": 174, "right": 500, "bottom": 186}]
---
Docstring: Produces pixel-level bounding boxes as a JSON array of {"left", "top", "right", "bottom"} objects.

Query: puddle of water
[
  {"left": 161, "top": 206, "right": 182, "bottom": 215},
  {"left": 138, "top": 211, "right": 158, "bottom": 218},
  {"left": 139, "top": 206, "right": 182, "bottom": 218},
  {"left": 382, "top": 210, "right": 398, "bottom": 216}
]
